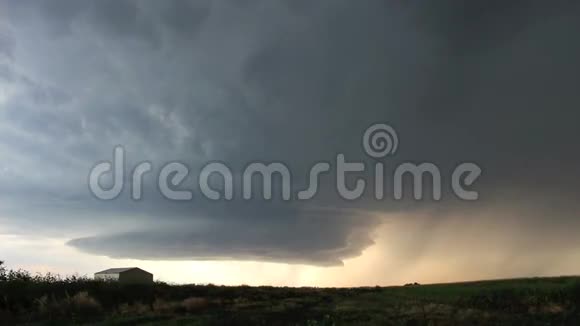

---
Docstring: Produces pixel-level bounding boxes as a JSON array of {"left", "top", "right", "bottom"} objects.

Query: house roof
[{"left": 95, "top": 267, "right": 151, "bottom": 275}]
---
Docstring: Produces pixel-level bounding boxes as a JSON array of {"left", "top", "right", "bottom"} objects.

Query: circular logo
[{"left": 363, "top": 123, "right": 399, "bottom": 158}]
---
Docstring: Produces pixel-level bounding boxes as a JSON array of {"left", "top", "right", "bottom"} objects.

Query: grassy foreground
[{"left": 2, "top": 264, "right": 580, "bottom": 325}]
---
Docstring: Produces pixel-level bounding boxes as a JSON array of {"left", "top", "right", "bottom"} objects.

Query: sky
[{"left": 0, "top": 0, "right": 579, "bottom": 286}]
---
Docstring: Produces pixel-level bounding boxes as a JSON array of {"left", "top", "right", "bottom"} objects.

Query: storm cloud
[{"left": 0, "top": 0, "right": 579, "bottom": 268}]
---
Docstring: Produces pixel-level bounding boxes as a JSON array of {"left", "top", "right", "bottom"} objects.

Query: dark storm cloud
[
  {"left": 0, "top": 0, "right": 579, "bottom": 265},
  {"left": 157, "top": 0, "right": 211, "bottom": 37},
  {"left": 410, "top": 1, "right": 546, "bottom": 52},
  {"left": 0, "top": 31, "right": 13, "bottom": 60},
  {"left": 69, "top": 208, "right": 379, "bottom": 266}
]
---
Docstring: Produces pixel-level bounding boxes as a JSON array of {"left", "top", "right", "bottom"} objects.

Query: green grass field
[{"left": 2, "top": 262, "right": 580, "bottom": 326}]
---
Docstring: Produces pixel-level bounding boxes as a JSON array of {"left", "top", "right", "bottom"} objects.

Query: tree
[{"left": 0, "top": 260, "right": 5, "bottom": 281}]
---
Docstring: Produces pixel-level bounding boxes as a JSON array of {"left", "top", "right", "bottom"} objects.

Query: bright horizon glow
[{"left": 3, "top": 211, "right": 580, "bottom": 287}]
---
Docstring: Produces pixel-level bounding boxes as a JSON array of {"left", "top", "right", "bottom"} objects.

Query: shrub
[
  {"left": 117, "top": 302, "right": 150, "bottom": 316},
  {"left": 34, "top": 291, "right": 102, "bottom": 322},
  {"left": 152, "top": 299, "right": 182, "bottom": 314},
  {"left": 70, "top": 291, "right": 103, "bottom": 317},
  {"left": 182, "top": 297, "right": 209, "bottom": 313}
]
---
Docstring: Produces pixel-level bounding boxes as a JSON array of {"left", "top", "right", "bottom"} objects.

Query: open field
[{"left": 2, "top": 265, "right": 580, "bottom": 325}]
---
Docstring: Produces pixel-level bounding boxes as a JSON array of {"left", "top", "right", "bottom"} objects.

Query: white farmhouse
[{"left": 94, "top": 267, "right": 153, "bottom": 284}]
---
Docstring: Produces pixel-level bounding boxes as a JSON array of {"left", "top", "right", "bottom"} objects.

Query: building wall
[
  {"left": 118, "top": 269, "right": 154, "bottom": 284},
  {"left": 95, "top": 273, "right": 120, "bottom": 281}
]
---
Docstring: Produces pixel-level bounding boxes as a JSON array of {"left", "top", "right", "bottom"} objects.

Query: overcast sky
[{"left": 0, "top": 0, "right": 579, "bottom": 286}]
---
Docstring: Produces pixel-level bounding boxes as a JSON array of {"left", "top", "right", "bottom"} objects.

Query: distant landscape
[{"left": 2, "top": 262, "right": 580, "bottom": 325}]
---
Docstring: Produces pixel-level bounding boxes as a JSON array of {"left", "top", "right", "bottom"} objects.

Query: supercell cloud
[{"left": 0, "top": 1, "right": 579, "bottom": 268}]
